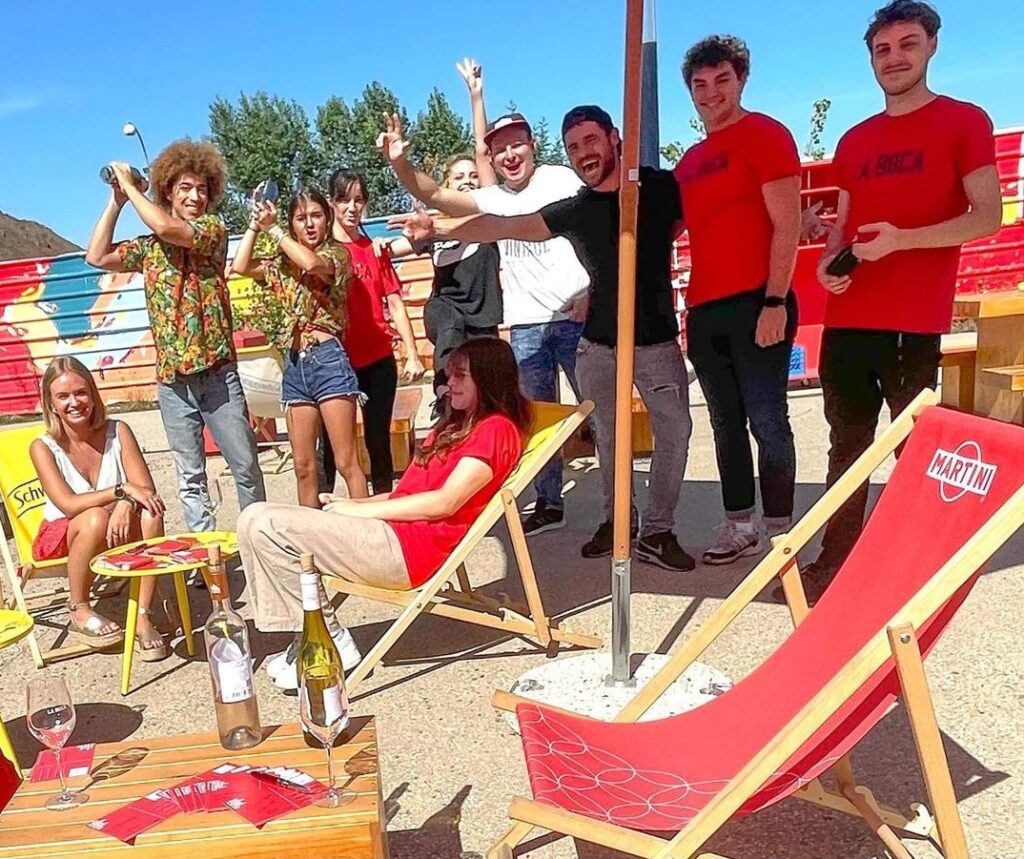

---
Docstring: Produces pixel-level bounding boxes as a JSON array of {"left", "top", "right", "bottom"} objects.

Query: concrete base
[{"left": 502, "top": 652, "right": 731, "bottom": 733}]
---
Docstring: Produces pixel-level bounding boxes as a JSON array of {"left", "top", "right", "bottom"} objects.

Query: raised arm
[
  {"left": 378, "top": 113, "right": 481, "bottom": 216},
  {"left": 111, "top": 162, "right": 207, "bottom": 248},
  {"left": 230, "top": 203, "right": 264, "bottom": 278},
  {"left": 456, "top": 58, "right": 497, "bottom": 188},
  {"left": 85, "top": 178, "right": 134, "bottom": 272},
  {"left": 388, "top": 209, "right": 552, "bottom": 245}
]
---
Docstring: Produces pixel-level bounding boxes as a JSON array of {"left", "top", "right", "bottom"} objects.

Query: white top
[
  {"left": 471, "top": 164, "right": 590, "bottom": 326},
  {"left": 38, "top": 421, "right": 126, "bottom": 522}
]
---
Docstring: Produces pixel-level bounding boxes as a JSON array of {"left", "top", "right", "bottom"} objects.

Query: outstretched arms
[{"left": 456, "top": 57, "right": 497, "bottom": 188}]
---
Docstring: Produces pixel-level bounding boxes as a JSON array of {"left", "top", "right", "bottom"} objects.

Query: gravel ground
[{"left": 2, "top": 380, "right": 1021, "bottom": 859}]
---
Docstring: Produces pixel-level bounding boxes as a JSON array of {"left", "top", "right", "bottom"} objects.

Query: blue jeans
[
  {"left": 510, "top": 320, "right": 584, "bottom": 510},
  {"left": 281, "top": 338, "right": 363, "bottom": 406},
  {"left": 157, "top": 362, "right": 267, "bottom": 531}
]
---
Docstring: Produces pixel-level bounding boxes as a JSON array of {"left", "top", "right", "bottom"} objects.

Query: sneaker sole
[
  {"left": 702, "top": 540, "right": 764, "bottom": 566},
  {"left": 636, "top": 548, "right": 696, "bottom": 573},
  {"left": 524, "top": 519, "right": 567, "bottom": 537}
]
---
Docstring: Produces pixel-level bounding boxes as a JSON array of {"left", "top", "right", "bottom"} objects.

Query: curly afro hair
[{"left": 149, "top": 138, "right": 227, "bottom": 210}]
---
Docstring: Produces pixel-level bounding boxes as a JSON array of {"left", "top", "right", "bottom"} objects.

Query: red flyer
[
  {"left": 142, "top": 538, "right": 197, "bottom": 556},
  {"left": 222, "top": 769, "right": 326, "bottom": 828},
  {"left": 98, "top": 553, "right": 158, "bottom": 571},
  {"left": 86, "top": 789, "right": 179, "bottom": 844},
  {"left": 29, "top": 743, "right": 95, "bottom": 782}
]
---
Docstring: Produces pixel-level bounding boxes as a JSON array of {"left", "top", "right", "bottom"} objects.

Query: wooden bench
[{"left": 939, "top": 331, "right": 978, "bottom": 413}]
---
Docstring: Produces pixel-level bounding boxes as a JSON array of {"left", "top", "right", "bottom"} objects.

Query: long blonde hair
[{"left": 40, "top": 357, "right": 107, "bottom": 441}]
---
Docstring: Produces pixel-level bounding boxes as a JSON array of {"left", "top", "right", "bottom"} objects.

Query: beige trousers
[{"left": 237, "top": 502, "right": 410, "bottom": 633}]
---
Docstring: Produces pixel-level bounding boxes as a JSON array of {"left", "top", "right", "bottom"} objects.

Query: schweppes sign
[
  {"left": 925, "top": 442, "right": 997, "bottom": 502},
  {"left": 7, "top": 478, "right": 46, "bottom": 516}
]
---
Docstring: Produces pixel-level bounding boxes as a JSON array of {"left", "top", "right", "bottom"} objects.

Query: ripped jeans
[{"left": 576, "top": 338, "right": 692, "bottom": 536}]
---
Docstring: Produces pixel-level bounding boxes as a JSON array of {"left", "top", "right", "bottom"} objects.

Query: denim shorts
[{"left": 281, "top": 338, "right": 365, "bottom": 407}]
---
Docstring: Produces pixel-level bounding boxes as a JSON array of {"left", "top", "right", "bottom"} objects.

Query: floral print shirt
[
  {"left": 117, "top": 214, "right": 234, "bottom": 383},
  {"left": 258, "top": 239, "right": 352, "bottom": 351}
]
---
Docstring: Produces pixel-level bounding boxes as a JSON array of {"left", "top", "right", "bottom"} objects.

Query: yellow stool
[
  {"left": 90, "top": 532, "right": 239, "bottom": 695},
  {"left": 0, "top": 610, "right": 34, "bottom": 768}
]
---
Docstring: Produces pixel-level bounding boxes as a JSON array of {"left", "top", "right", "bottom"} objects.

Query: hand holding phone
[{"left": 825, "top": 246, "right": 860, "bottom": 278}]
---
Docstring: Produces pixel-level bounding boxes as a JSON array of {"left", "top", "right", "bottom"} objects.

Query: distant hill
[{"left": 0, "top": 210, "right": 81, "bottom": 261}]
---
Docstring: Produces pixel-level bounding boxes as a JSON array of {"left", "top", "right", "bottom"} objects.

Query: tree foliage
[
  {"left": 412, "top": 89, "right": 472, "bottom": 180},
  {"left": 804, "top": 98, "right": 832, "bottom": 161}
]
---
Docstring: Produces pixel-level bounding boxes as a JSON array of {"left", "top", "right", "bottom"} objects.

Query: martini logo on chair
[{"left": 926, "top": 442, "right": 997, "bottom": 502}]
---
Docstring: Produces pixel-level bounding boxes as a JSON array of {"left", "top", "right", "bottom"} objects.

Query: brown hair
[
  {"left": 444, "top": 153, "right": 477, "bottom": 186},
  {"left": 149, "top": 138, "right": 226, "bottom": 211},
  {"left": 40, "top": 356, "right": 107, "bottom": 441},
  {"left": 328, "top": 168, "right": 369, "bottom": 205},
  {"left": 864, "top": 0, "right": 941, "bottom": 49},
  {"left": 415, "top": 338, "right": 530, "bottom": 466},
  {"left": 682, "top": 35, "right": 751, "bottom": 88},
  {"left": 287, "top": 187, "right": 334, "bottom": 241}
]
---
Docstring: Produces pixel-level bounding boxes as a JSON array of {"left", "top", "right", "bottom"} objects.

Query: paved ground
[{"left": 2, "top": 379, "right": 1022, "bottom": 859}]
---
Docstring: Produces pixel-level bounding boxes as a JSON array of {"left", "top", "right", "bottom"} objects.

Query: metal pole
[
  {"left": 608, "top": 0, "right": 644, "bottom": 686},
  {"left": 640, "top": 0, "right": 661, "bottom": 169}
]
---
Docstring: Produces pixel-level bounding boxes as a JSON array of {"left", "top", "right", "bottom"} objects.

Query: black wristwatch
[
  {"left": 763, "top": 295, "right": 786, "bottom": 308},
  {"left": 114, "top": 482, "right": 126, "bottom": 500}
]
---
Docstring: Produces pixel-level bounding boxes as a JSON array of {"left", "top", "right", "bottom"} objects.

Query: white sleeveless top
[{"left": 38, "top": 421, "right": 126, "bottom": 522}]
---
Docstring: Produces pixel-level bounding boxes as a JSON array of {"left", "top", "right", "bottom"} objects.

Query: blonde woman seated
[
  {"left": 238, "top": 337, "right": 528, "bottom": 690},
  {"left": 30, "top": 357, "right": 169, "bottom": 660}
]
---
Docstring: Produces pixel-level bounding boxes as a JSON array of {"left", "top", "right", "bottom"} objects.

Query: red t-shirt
[
  {"left": 341, "top": 236, "right": 402, "bottom": 369},
  {"left": 675, "top": 112, "right": 800, "bottom": 306},
  {"left": 826, "top": 96, "right": 995, "bottom": 334},
  {"left": 388, "top": 415, "right": 523, "bottom": 587}
]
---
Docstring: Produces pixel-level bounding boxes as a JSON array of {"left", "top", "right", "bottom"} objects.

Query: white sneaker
[
  {"left": 702, "top": 519, "right": 764, "bottom": 566},
  {"left": 265, "top": 636, "right": 300, "bottom": 680},
  {"left": 273, "top": 627, "right": 363, "bottom": 691}
]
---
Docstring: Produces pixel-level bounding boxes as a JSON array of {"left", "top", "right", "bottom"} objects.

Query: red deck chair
[{"left": 489, "top": 390, "right": 1024, "bottom": 859}]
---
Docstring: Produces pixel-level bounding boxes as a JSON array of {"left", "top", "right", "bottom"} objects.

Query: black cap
[
  {"left": 483, "top": 113, "right": 533, "bottom": 146},
  {"left": 561, "top": 105, "right": 615, "bottom": 138}
]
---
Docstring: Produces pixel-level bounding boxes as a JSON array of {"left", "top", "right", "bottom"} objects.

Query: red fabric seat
[
  {"left": 0, "top": 754, "right": 19, "bottom": 811},
  {"left": 517, "top": 407, "right": 1024, "bottom": 830}
]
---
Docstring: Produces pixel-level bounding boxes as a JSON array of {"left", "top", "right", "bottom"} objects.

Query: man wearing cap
[
  {"left": 389, "top": 106, "right": 695, "bottom": 572},
  {"left": 379, "top": 105, "right": 589, "bottom": 538}
]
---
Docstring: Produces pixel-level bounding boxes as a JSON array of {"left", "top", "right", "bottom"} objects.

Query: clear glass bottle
[{"left": 202, "top": 544, "right": 261, "bottom": 750}]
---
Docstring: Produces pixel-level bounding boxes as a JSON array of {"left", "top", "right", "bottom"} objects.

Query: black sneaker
[
  {"left": 581, "top": 521, "right": 638, "bottom": 559},
  {"left": 637, "top": 531, "right": 696, "bottom": 572},
  {"left": 521, "top": 501, "right": 565, "bottom": 536}
]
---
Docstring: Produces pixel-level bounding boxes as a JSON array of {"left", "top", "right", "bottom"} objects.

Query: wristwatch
[
  {"left": 114, "top": 482, "right": 126, "bottom": 500},
  {"left": 763, "top": 295, "right": 786, "bottom": 308}
]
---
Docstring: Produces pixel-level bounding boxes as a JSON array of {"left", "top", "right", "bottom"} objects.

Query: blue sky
[{"left": 2, "top": 0, "right": 1022, "bottom": 249}]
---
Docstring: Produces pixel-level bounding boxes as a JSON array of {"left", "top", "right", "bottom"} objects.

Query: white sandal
[{"left": 67, "top": 601, "right": 124, "bottom": 650}]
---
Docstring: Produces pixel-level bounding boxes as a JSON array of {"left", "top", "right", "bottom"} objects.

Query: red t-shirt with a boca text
[
  {"left": 826, "top": 96, "right": 995, "bottom": 334},
  {"left": 341, "top": 236, "right": 402, "bottom": 369},
  {"left": 388, "top": 415, "right": 522, "bottom": 587},
  {"left": 675, "top": 112, "right": 800, "bottom": 306}
]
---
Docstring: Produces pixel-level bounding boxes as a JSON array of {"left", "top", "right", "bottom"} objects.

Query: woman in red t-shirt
[
  {"left": 237, "top": 337, "right": 528, "bottom": 690},
  {"left": 322, "top": 169, "right": 425, "bottom": 496}
]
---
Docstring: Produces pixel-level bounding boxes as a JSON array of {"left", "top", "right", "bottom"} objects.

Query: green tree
[
  {"left": 208, "top": 92, "right": 319, "bottom": 231},
  {"left": 317, "top": 82, "right": 411, "bottom": 217},
  {"left": 533, "top": 116, "right": 568, "bottom": 166},
  {"left": 804, "top": 98, "right": 832, "bottom": 161},
  {"left": 412, "top": 88, "right": 472, "bottom": 180}
]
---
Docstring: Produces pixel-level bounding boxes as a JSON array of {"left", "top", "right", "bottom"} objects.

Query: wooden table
[
  {"left": 952, "top": 290, "right": 1024, "bottom": 424},
  {"left": 0, "top": 719, "right": 389, "bottom": 859},
  {"left": 89, "top": 532, "right": 238, "bottom": 696}
]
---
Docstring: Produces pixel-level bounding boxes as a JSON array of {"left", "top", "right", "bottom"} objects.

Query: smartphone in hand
[{"left": 825, "top": 246, "right": 860, "bottom": 278}]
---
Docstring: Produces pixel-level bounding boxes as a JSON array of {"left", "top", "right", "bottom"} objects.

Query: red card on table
[
  {"left": 170, "top": 547, "right": 211, "bottom": 563},
  {"left": 29, "top": 743, "right": 95, "bottom": 782},
  {"left": 223, "top": 769, "right": 326, "bottom": 828},
  {"left": 142, "top": 538, "right": 197, "bottom": 556},
  {"left": 87, "top": 789, "right": 179, "bottom": 844},
  {"left": 98, "top": 553, "right": 157, "bottom": 571}
]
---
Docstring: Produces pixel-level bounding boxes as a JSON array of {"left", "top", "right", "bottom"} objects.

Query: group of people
[{"left": 32, "top": 0, "right": 1000, "bottom": 681}]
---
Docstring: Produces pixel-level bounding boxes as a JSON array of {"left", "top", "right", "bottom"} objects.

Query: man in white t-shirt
[{"left": 380, "top": 110, "right": 589, "bottom": 536}]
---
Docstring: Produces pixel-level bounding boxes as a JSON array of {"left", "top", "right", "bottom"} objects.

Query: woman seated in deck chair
[
  {"left": 238, "top": 337, "right": 528, "bottom": 690},
  {"left": 29, "top": 356, "right": 169, "bottom": 660}
]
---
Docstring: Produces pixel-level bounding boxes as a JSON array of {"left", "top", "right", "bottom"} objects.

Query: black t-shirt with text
[
  {"left": 539, "top": 166, "right": 681, "bottom": 347},
  {"left": 411, "top": 239, "right": 503, "bottom": 328}
]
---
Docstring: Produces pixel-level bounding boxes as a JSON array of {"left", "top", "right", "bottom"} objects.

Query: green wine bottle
[{"left": 297, "top": 554, "right": 349, "bottom": 738}]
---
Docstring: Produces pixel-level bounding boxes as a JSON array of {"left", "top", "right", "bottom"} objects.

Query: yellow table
[
  {"left": 953, "top": 290, "right": 1024, "bottom": 424},
  {"left": 0, "top": 610, "right": 34, "bottom": 767},
  {"left": 89, "top": 532, "right": 238, "bottom": 696}
]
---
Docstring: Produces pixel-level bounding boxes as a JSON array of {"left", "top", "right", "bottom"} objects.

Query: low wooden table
[
  {"left": 953, "top": 290, "right": 1024, "bottom": 424},
  {"left": 0, "top": 719, "right": 389, "bottom": 859}
]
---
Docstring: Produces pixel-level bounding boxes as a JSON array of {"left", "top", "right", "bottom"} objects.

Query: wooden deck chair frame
[
  {"left": 488, "top": 388, "right": 1018, "bottom": 859},
  {"left": 0, "top": 424, "right": 124, "bottom": 668},
  {"left": 324, "top": 401, "right": 603, "bottom": 695}
]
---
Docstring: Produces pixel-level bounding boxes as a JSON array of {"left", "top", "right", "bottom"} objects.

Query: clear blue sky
[{"left": 3, "top": 0, "right": 1022, "bottom": 248}]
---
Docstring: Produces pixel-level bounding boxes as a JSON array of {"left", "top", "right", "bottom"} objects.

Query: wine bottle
[
  {"left": 298, "top": 554, "right": 349, "bottom": 737},
  {"left": 202, "top": 544, "right": 261, "bottom": 750}
]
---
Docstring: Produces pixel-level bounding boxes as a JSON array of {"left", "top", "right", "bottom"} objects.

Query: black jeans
[
  {"left": 686, "top": 288, "right": 798, "bottom": 520},
  {"left": 819, "top": 328, "right": 941, "bottom": 564},
  {"left": 319, "top": 354, "right": 399, "bottom": 495},
  {"left": 423, "top": 297, "right": 497, "bottom": 390}
]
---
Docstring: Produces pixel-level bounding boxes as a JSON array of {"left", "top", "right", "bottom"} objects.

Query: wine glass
[
  {"left": 203, "top": 478, "right": 223, "bottom": 530},
  {"left": 26, "top": 678, "right": 88, "bottom": 810},
  {"left": 299, "top": 668, "right": 353, "bottom": 808}
]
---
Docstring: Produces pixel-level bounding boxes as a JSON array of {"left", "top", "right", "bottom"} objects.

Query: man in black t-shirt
[{"left": 391, "top": 105, "right": 695, "bottom": 572}]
